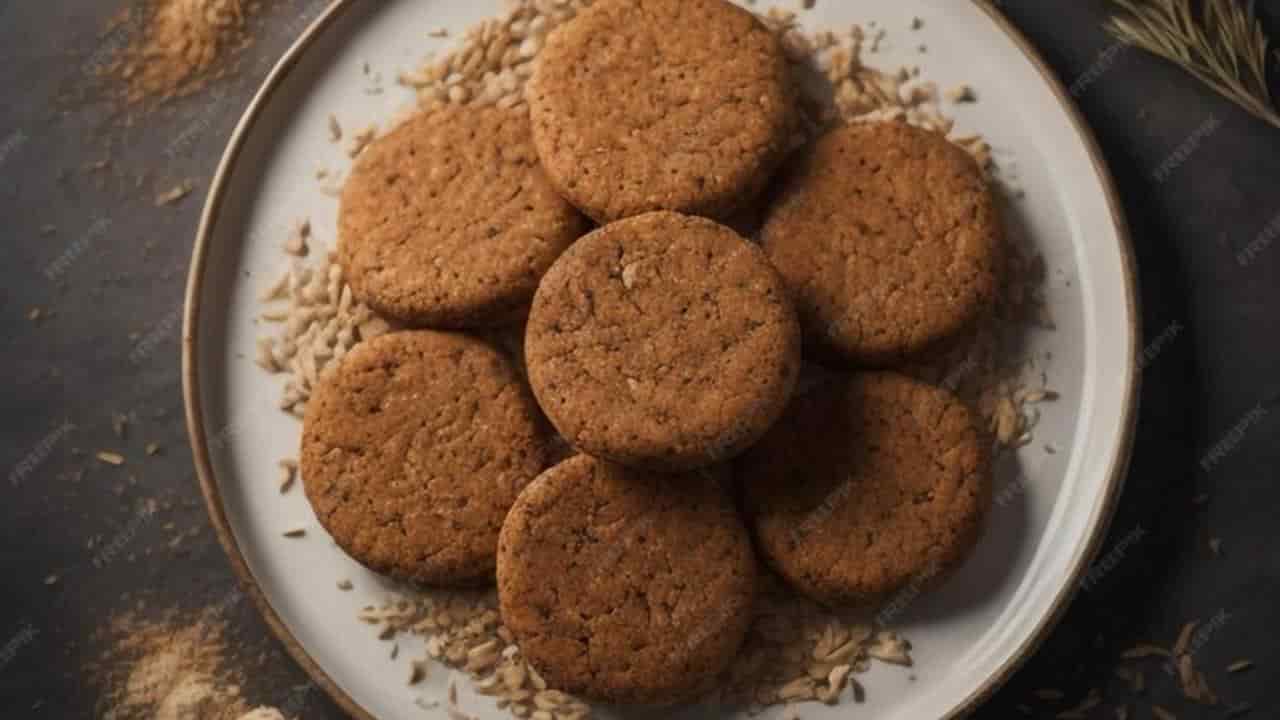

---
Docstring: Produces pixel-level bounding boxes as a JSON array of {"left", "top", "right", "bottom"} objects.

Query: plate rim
[{"left": 181, "top": 2, "right": 1142, "bottom": 718}]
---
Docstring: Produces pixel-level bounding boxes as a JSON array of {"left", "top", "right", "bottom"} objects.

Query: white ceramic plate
[{"left": 184, "top": 2, "right": 1140, "bottom": 718}]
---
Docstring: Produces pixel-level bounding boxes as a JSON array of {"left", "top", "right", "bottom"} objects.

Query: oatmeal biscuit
[
  {"left": 527, "top": 0, "right": 796, "bottom": 222},
  {"left": 497, "top": 455, "right": 756, "bottom": 703},
  {"left": 301, "top": 330, "right": 553, "bottom": 585},
  {"left": 740, "top": 372, "right": 991, "bottom": 606},
  {"left": 339, "top": 105, "right": 587, "bottom": 328},
  {"left": 761, "top": 122, "right": 1002, "bottom": 366},
  {"left": 525, "top": 211, "right": 801, "bottom": 471}
]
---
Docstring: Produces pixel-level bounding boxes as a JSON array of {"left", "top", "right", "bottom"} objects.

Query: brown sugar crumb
[
  {"left": 99, "top": 0, "right": 261, "bottom": 107},
  {"left": 90, "top": 606, "right": 258, "bottom": 720}
]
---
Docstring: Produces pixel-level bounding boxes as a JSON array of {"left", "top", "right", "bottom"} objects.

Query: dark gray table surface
[{"left": 2, "top": 1, "right": 1277, "bottom": 718}]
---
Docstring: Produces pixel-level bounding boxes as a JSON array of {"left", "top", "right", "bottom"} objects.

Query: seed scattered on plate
[
  {"left": 337, "top": 579, "right": 354, "bottom": 591},
  {"left": 1227, "top": 659, "right": 1253, "bottom": 673},
  {"left": 946, "top": 84, "right": 977, "bottom": 103},
  {"left": 145, "top": 442, "right": 161, "bottom": 456},
  {"left": 44, "top": 574, "right": 59, "bottom": 586},
  {"left": 1152, "top": 705, "right": 1176, "bottom": 720},
  {"left": 408, "top": 659, "right": 429, "bottom": 685},
  {"left": 282, "top": 527, "right": 306, "bottom": 538},
  {"left": 327, "top": 114, "right": 343, "bottom": 142},
  {"left": 278, "top": 458, "right": 298, "bottom": 493},
  {"left": 347, "top": 125, "right": 377, "bottom": 158}
]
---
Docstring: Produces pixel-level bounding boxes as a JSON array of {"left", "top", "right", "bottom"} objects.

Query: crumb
[{"left": 155, "top": 180, "right": 195, "bottom": 206}]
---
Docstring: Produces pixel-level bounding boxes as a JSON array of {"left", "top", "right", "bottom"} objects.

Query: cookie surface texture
[
  {"left": 301, "top": 330, "right": 553, "bottom": 586},
  {"left": 339, "top": 105, "right": 587, "bottom": 328},
  {"left": 527, "top": 0, "right": 796, "bottom": 222},
  {"left": 740, "top": 371, "right": 991, "bottom": 606},
  {"left": 761, "top": 121, "right": 1002, "bottom": 366},
  {"left": 525, "top": 211, "right": 802, "bottom": 471},
  {"left": 497, "top": 455, "right": 756, "bottom": 704}
]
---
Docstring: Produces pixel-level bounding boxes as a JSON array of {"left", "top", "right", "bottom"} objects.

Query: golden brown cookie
[
  {"left": 497, "top": 455, "right": 756, "bottom": 704},
  {"left": 527, "top": 0, "right": 796, "bottom": 222},
  {"left": 740, "top": 372, "right": 991, "bottom": 607},
  {"left": 761, "top": 122, "right": 1002, "bottom": 366},
  {"left": 525, "top": 211, "right": 802, "bottom": 471},
  {"left": 301, "top": 331, "right": 553, "bottom": 586},
  {"left": 338, "top": 105, "right": 588, "bottom": 328}
]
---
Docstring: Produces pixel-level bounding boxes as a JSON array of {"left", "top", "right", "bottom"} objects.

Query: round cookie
[
  {"left": 525, "top": 211, "right": 802, "bottom": 471},
  {"left": 761, "top": 122, "right": 1002, "bottom": 366},
  {"left": 301, "top": 330, "right": 552, "bottom": 586},
  {"left": 739, "top": 372, "right": 991, "bottom": 607},
  {"left": 527, "top": 0, "right": 796, "bottom": 222},
  {"left": 497, "top": 455, "right": 756, "bottom": 704},
  {"left": 338, "top": 105, "right": 588, "bottom": 328}
]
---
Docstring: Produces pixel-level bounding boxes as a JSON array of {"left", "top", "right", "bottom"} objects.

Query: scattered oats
[
  {"left": 1152, "top": 706, "right": 1176, "bottom": 720},
  {"left": 27, "top": 307, "right": 43, "bottom": 322},
  {"left": 145, "top": 442, "right": 160, "bottom": 456},
  {"left": 282, "top": 527, "right": 306, "bottom": 538},
  {"left": 155, "top": 180, "right": 195, "bottom": 206},
  {"left": 327, "top": 114, "right": 343, "bottom": 142},
  {"left": 97, "top": 451, "right": 126, "bottom": 466},
  {"left": 337, "top": 579, "right": 354, "bottom": 591},
  {"left": 799, "top": 0, "right": 816, "bottom": 9},
  {"left": 347, "top": 125, "right": 377, "bottom": 158},
  {"left": 277, "top": 459, "right": 298, "bottom": 493},
  {"left": 112, "top": 413, "right": 129, "bottom": 438},
  {"left": 911, "top": 17, "right": 923, "bottom": 30},
  {"left": 429, "top": 27, "right": 450, "bottom": 38},
  {"left": 1173, "top": 621, "right": 1197, "bottom": 656},
  {"left": 1227, "top": 659, "right": 1253, "bottom": 673},
  {"left": 947, "top": 84, "right": 977, "bottom": 103},
  {"left": 408, "top": 659, "right": 429, "bottom": 685},
  {"left": 1121, "top": 644, "right": 1169, "bottom": 659},
  {"left": 284, "top": 219, "right": 311, "bottom": 257},
  {"left": 44, "top": 574, "right": 59, "bottom": 586},
  {"left": 1209, "top": 537, "right": 1222, "bottom": 555}
]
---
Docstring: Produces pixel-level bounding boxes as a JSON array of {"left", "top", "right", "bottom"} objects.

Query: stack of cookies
[{"left": 301, "top": 0, "right": 1001, "bottom": 705}]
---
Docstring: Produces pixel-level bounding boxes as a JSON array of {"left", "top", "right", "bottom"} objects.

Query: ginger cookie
[
  {"left": 497, "top": 455, "right": 756, "bottom": 704},
  {"left": 524, "top": 211, "right": 802, "bottom": 471},
  {"left": 301, "top": 330, "right": 552, "bottom": 586},
  {"left": 338, "top": 105, "right": 588, "bottom": 328},
  {"left": 761, "top": 122, "right": 1002, "bottom": 366},
  {"left": 527, "top": 0, "right": 796, "bottom": 222},
  {"left": 740, "top": 372, "right": 991, "bottom": 607}
]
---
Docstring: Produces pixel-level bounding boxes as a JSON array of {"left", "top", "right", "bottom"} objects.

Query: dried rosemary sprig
[{"left": 1106, "top": 0, "right": 1279, "bottom": 129}]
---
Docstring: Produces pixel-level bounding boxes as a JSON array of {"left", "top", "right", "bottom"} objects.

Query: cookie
[
  {"left": 300, "top": 330, "right": 552, "bottom": 586},
  {"left": 740, "top": 372, "right": 991, "bottom": 607},
  {"left": 525, "top": 211, "right": 802, "bottom": 471},
  {"left": 761, "top": 122, "right": 1002, "bottom": 366},
  {"left": 338, "top": 105, "right": 588, "bottom": 328},
  {"left": 497, "top": 455, "right": 756, "bottom": 704},
  {"left": 527, "top": 0, "right": 796, "bottom": 222}
]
